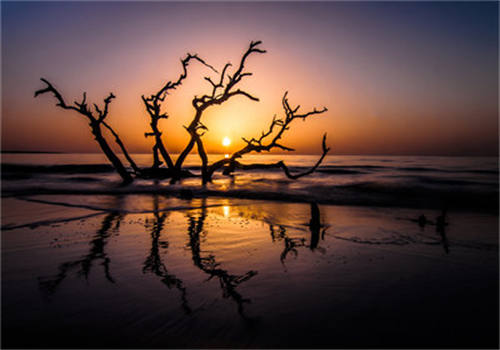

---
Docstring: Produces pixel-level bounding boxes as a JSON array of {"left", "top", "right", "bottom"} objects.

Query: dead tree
[
  {"left": 35, "top": 40, "right": 330, "bottom": 185},
  {"left": 186, "top": 201, "right": 257, "bottom": 320},
  {"left": 38, "top": 211, "right": 123, "bottom": 297},
  {"left": 269, "top": 224, "right": 307, "bottom": 266},
  {"left": 143, "top": 195, "right": 191, "bottom": 314},
  {"left": 35, "top": 79, "right": 138, "bottom": 183},
  {"left": 141, "top": 54, "right": 217, "bottom": 173},
  {"left": 171, "top": 40, "right": 266, "bottom": 183},
  {"left": 164, "top": 40, "right": 329, "bottom": 184},
  {"left": 203, "top": 92, "right": 329, "bottom": 183}
]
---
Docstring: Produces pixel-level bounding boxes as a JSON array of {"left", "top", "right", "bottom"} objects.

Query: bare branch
[
  {"left": 35, "top": 78, "right": 92, "bottom": 120},
  {"left": 174, "top": 41, "right": 267, "bottom": 178},
  {"left": 276, "top": 133, "right": 330, "bottom": 179},
  {"left": 95, "top": 93, "right": 116, "bottom": 121},
  {"left": 101, "top": 120, "right": 141, "bottom": 174},
  {"left": 205, "top": 92, "right": 329, "bottom": 182},
  {"left": 156, "top": 53, "right": 218, "bottom": 100},
  {"left": 142, "top": 53, "right": 216, "bottom": 170},
  {"left": 227, "top": 134, "right": 329, "bottom": 180},
  {"left": 224, "top": 40, "right": 266, "bottom": 94},
  {"left": 228, "top": 89, "right": 260, "bottom": 102},
  {"left": 35, "top": 78, "right": 134, "bottom": 183},
  {"left": 74, "top": 92, "right": 87, "bottom": 110}
]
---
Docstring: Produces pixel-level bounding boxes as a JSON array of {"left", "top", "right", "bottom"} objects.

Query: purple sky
[{"left": 2, "top": 1, "right": 498, "bottom": 155}]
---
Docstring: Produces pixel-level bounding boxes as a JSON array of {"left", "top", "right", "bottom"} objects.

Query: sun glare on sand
[{"left": 222, "top": 136, "right": 231, "bottom": 147}]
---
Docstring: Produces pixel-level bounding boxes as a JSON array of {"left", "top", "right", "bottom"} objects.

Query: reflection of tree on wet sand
[
  {"left": 38, "top": 198, "right": 328, "bottom": 319},
  {"left": 143, "top": 195, "right": 191, "bottom": 314},
  {"left": 435, "top": 209, "right": 450, "bottom": 254},
  {"left": 308, "top": 202, "right": 327, "bottom": 251},
  {"left": 337, "top": 209, "right": 452, "bottom": 254},
  {"left": 186, "top": 201, "right": 257, "bottom": 321},
  {"left": 401, "top": 209, "right": 451, "bottom": 254},
  {"left": 270, "top": 203, "right": 326, "bottom": 266},
  {"left": 38, "top": 211, "right": 123, "bottom": 296},
  {"left": 269, "top": 224, "right": 306, "bottom": 265}
]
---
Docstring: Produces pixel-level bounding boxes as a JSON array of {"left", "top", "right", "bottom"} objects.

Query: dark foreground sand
[{"left": 2, "top": 194, "right": 498, "bottom": 348}]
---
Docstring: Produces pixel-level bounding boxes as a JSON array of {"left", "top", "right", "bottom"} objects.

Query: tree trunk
[
  {"left": 194, "top": 136, "right": 209, "bottom": 184},
  {"left": 102, "top": 121, "right": 141, "bottom": 174},
  {"left": 309, "top": 202, "right": 321, "bottom": 250},
  {"left": 92, "top": 126, "right": 133, "bottom": 184},
  {"left": 151, "top": 121, "right": 174, "bottom": 169},
  {"left": 152, "top": 144, "right": 162, "bottom": 169},
  {"left": 174, "top": 110, "right": 203, "bottom": 172},
  {"left": 172, "top": 138, "right": 196, "bottom": 183}
]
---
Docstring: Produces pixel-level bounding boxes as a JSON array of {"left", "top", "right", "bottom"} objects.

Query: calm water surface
[
  {"left": 2, "top": 194, "right": 498, "bottom": 348},
  {"left": 2, "top": 153, "right": 498, "bottom": 211},
  {"left": 1, "top": 154, "right": 498, "bottom": 348}
]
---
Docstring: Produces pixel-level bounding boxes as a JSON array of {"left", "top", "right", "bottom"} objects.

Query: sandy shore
[{"left": 2, "top": 194, "right": 498, "bottom": 348}]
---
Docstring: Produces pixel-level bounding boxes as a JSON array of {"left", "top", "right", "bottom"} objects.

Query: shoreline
[
  {"left": 2, "top": 185, "right": 498, "bottom": 214},
  {"left": 2, "top": 195, "right": 498, "bottom": 348}
]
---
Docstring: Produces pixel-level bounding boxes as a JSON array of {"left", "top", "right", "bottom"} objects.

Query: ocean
[
  {"left": 1, "top": 153, "right": 498, "bottom": 348},
  {"left": 2, "top": 153, "right": 498, "bottom": 212}
]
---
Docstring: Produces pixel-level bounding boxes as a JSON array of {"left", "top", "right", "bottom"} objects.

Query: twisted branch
[
  {"left": 35, "top": 78, "right": 136, "bottom": 183},
  {"left": 35, "top": 78, "right": 94, "bottom": 121},
  {"left": 142, "top": 54, "right": 218, "bottom": 169},
  {"left": 205, "top": 92, "right": 329, "bottom": 181},
  {"left": 173, "top": 41, "right": 266, "bottom": 179}
]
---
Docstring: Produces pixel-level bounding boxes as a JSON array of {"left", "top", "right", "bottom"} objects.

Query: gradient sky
[{"left": 2, "top": 1, "right": 498, "bottom": 156}]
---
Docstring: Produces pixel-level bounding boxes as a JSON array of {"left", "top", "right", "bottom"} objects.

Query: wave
[
  {"left": 383, "top": 175, "right": 497, "bottom": 187},
  {"left": 3, "top": 162, "right": 498, "bottom": 177},
  {"left": 316, "top": 169, "right": 366, "bottom": 175},
  {"left": 2, "top": 179, "right": 498, "bottom": 213},
  {"left": 322, "top": 165, "right": 388, "bottom": 170},
  {"left": 2, "top": 158, "right": 498, "bottom": 213},
  {"left": 396, "top": 167, "right": 499, "bottom": 174}
]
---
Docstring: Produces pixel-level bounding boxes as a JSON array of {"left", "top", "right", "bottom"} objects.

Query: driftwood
[
  {"left": 35, "top": 40, "right": 330, "bottom": 185},
  {"left": 206, "top": 92, "right": 329, "bottom": 183},
  {"left": 186, "top": 202, "right": 257, "bottom": 320},
  {"left": 38, "top": 211, "right": 122, "bottom": 296},
  {"left": 142, "top": 54, "right": 217, "bottom": 170},
  {"left": 143, "top": 195, "right": 191, "bottom": 313},
  {"left": 35, "top": 79, "right": 137, "bottom": 183},
  {"left": 171, "top": 40, "right": 266, "bottom": 183}
]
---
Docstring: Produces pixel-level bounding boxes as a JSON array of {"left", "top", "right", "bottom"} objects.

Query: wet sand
[{"left": 2, "top": 194, "right": 498, "bottom": 348}]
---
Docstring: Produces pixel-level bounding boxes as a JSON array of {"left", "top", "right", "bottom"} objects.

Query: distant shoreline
[
  {"left": 1, "top": 151, "right": 498, "bottom": 157},
  {"left": 1, "top": 151, "right": 63, "bottom": 154}
]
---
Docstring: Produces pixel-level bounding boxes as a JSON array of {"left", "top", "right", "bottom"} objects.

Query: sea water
[
  {"left": 2, "top": 153, "right": 498, "bottom": 211},
  {"left": 1, "top": 154, "right": 498, "bottom": 348}
]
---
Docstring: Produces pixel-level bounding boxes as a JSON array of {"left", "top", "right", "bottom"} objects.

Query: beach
[
  {"left": 2, "top": 154, "right": 498, "bottom": 348},
  {"left": 3, "top": 1, "right": 498, "bottom": 347}
]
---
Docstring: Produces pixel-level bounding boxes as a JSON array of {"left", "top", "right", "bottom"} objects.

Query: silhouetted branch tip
[
  {"left": 205, "top": 89, "right": 329, "bottom": 182},
  {"left": 37, "top": 40, "right": 330, "bottom": 186}
]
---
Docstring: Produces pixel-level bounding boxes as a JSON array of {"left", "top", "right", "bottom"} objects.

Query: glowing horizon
[{"left": 2, "top": 2, "right": 498, "bottom": 156}]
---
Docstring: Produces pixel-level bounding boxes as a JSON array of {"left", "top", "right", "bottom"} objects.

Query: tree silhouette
[
  {"left": 38, "top": 211, "right": 123, "bottom": 297},
  {"left": 142, "top": 54, "right": 217, "bottom": 173},
  {"left": 206, "top": 92, "right": 329, "bottom": 183},
  {"left": 35, "top": 40, "right": 330, "bottom": 185},
  {"left": 269, "top": 224, "right": 307, "bottom": 266},
  {"left": 142, "top": 195, "right": 191, "bottom": 313},
  {"left": 34, "top": 80, "right": 138, "bottom": 183},
  {"left": 186, "top": 203, "right": 257, "bottom": 320}
]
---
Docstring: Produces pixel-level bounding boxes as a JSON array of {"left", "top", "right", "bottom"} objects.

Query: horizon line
[{"left": 1, "top": 150, "right": 498, "bottom": 158}]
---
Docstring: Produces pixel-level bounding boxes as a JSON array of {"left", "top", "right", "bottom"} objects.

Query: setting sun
[
  {"left": 222, "top": 136, "right": 231, "bottom": 147},
  {"left": 2, "top": 2, "right": 498, "bottom": 349}
]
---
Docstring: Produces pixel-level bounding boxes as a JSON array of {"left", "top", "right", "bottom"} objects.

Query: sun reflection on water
[{"left": 223, "top": 205, "right": 230, "bottom": 218}]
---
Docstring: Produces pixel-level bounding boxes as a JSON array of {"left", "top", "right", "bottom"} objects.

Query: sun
[{"left": 222, "top": 136, "right": 231, "bottom": 147}]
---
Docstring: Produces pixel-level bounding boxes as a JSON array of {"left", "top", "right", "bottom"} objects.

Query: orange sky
[{"left": 2, "top": 2, "right": 498, "bottom": 156}]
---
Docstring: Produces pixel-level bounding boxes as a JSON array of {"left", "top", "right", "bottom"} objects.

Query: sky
[{"left": 2, "top": 1, "right": 498, "bottom": 156}]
